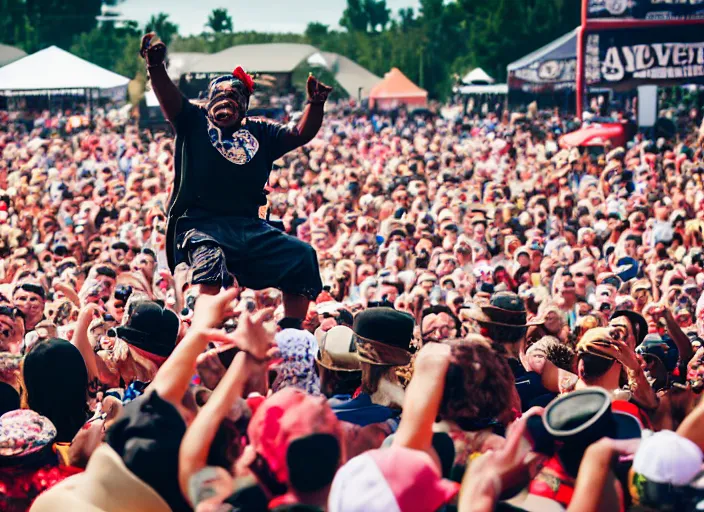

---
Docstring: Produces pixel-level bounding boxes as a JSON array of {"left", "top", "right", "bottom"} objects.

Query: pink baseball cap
[
  {"left": 328, "top": 447, "right": 459, "bottom": 512},
  {"left": 247, "top": 389, "right": 343, "bottom": 486}
]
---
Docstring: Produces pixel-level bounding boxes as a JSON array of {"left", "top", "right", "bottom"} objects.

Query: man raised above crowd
[{"left": 140, "top": 32, "right": 332, "bottom": 329}]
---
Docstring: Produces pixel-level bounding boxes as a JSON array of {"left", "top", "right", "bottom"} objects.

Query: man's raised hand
[
  {"left": 307, "top": 74, "right": 333, "bottom": 105},
  {"left": 140, "top": 32, "right": 167, "bottom": 68},
  {"left": 190, "top": 287, "right": 239, "bottom": 331}
]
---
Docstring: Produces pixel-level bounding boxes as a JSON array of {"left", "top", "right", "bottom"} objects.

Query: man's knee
[{"left": 189, "top": 243, "right": 231, "bottom": 288}]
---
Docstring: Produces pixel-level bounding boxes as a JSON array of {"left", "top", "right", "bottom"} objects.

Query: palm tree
[
  {"left": 145, "top": 13, "right": 179, "bottom": 46},
  {"left": 205, "top": 8, "right": 233, "bottom": 34}
]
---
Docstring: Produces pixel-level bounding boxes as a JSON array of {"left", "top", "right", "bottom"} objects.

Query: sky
[{"left": 119, "top": 0, "right": 422, "bottom": 36}]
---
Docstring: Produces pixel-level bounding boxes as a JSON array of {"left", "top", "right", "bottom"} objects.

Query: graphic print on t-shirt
[{"left": 207, "top": 118, "right": 260, "bottom": 165}]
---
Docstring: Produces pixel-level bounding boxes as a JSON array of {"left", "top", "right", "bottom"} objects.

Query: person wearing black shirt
[{"left": 141, "top": 33, "right": 331, "bottom": 326}]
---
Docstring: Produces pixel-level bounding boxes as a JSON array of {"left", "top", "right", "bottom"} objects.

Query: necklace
[{"left": 206, "top": 117, "right": 259, "bottom": 165}]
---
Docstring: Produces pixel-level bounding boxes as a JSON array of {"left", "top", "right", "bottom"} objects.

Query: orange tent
[{"left": 369, "top": 68, "right": 428, "bottom": 110}]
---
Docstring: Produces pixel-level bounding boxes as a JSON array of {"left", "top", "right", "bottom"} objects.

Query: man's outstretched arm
[
  {"left": 140, "top": 33, "right": 183, "bottom": 123},
  {"left": 283, "top": 74, "right": 332, "bottom": 150}
]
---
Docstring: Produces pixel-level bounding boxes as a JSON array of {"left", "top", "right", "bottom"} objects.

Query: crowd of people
[{"left": 1, "top": 91, "right": 704, "bottom": 512}]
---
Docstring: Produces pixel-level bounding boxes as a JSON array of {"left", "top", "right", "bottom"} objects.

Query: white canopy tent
[
  {"left": 144, "top": 89, "right": 159, "bottom": 107},
  {"left": 455, "top": 84, "right": 508, "bottom": 95},
  {"left": 0, "top": 46, "right": 130, "bottom": 99},
  {"left": 455, "top": 68, "right": 507, "bottom": 116},
  {"left": 462, "top": 68, "right": 495, "bottom": 85},
  {"left": 457, "top": 68, "right": 507, "bottom": 102}
]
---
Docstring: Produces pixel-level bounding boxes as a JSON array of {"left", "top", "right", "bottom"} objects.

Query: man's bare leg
[
  {"left": 193, "top": 284, "right": 220, "bottom": 296},
  {"left": 283, "top": 293, "right": 309, "bottom": 319},
  {"left": 278, "top": 293, "right": 310, "bottom": 330}
]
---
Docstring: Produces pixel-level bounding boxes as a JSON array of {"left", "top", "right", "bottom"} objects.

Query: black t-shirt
[
  {"left": 508, "top": 358, "right": 555, "bottom": 411},
  {"left": 175, "top": 100, "right": 293, "bottom": 217}
]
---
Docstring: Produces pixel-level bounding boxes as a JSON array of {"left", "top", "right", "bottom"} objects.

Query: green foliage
[
  {"left": 340, "top": 0, "right": 390, "bottom": 33},
  {"left": 364, "top": 0, "right": 391, "bottom": 32},
  {"left": 304, "top": 22, "right": 329, "bottom": 47},
  {"left": 0, "top": 0, "right": 102, "bottom": 52},
  {"left": 458, "top": 0, "right": 580, "bottom": 81},
  {"left": 172, "top": 31, "right": 306, "bottom": 54},
  {"left": 397, "top": 8, "right": 416, "bottom": 32},
  {"left": 70, "top": 19, "right": 142, "bottom": 78},
  {"left": 340, "top": 0, "right": 368, "bottom": 32},
  {"left": 145, "top": 12, "right": 178, "bottom": 47},
  {"left": 292, "top": 64, "right": 347, "bottom": 102},
  {"left": 205, "top": 8, "right": 233, "bottom": 34},
  {"left": 0, "top": 0, "right": 580, "bottom": 101},
  {"left": 0, "top": 0, "right": 37, "bottom": 51},
  {"left": 25, "top": 0, "right": 102, "bottom": 51}
]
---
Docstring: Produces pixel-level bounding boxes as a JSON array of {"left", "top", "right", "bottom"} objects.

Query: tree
[
  {"left": 305, "top": 22, "right": 329, "bottom": 40},
  {"left": 363, "top": 0, "right": 390, "bottom": 32},
  {"left": 0, "top": 0, "right": 37, "bottom": 50},
  {"left": 304, "top": 22, "right": 329, "bottom": 46},
  {"left": 70, "top": 16, "right": 141, "bottom": 77},
  {"left": 398, "top": 7, "right": 415, "bottom": 32},
  {"left": 205, "top": 8, "right": 233, "bottom": 34},
  {"left": 6, "top": 0, "right": 582, "bottom": 102},
  {"left": 20, "top": 0, "right": 103, "bottom": 51},
  {"left": 457, "top": 0, "right": 579, "bottom": 81},
  {"left": 340, "top": 0, "right": 368, "bottom": 32},
  {"left": 145, "top": 12, "right": 178, "bottom": 46}
]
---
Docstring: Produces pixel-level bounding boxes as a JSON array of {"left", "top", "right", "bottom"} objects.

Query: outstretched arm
[
  {"left": 393, "top": 343, "right": 451, "bottom": 453},
  {"left": 140, "top": 33, "right": 184, "bottom": 123},
  {"left": 663, "top": 309, "right": 694, "bottom": 369},
  {"left": 287, "top": 103, "right": 324, "bottom": 147},
  {"left": 282, "top": 74, "right": 332, "bottom": 150}
]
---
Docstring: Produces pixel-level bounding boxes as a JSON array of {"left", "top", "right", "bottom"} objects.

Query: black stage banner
[
  {"left": 585, "top": 25, "right": 704, "bottom": 87},
  {"left": 509, "top": 59, "right": 577, "bottom": 91},
  {"left": 586, "top": 0, "right": 704, "bottom": 21}
]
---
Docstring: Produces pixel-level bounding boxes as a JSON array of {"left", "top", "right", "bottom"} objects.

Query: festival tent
[
  {"left": 369, "top": 68, "right": 428, "bottom": 110},
  {"left": 0, "top": 46, "right": 130, "bottom": 99},
  {"left": 0, "top": 44, "right": 26, "bottom": 68},
  {"left": 507, "top": 28, "right": 578, "bottom": 94},
  {"left": 462, "top": 68, "right": 495, "bottom": 85},
  {"left": 456, "top": 67, "right": 506, "bottom": 95},
  {"left": 307, "top": 51, "right": 382, "bottom": 100},
  {"left": 167, "top": 52, "right": 207, "bottom": 82},
  {"left": 456, "top": 84, "right": 508, "bottom": 95},
  {"left": 181, "top": 43, "right": 319, "bottom": 97},
  {"left": 188, "top": 43, "right": 319, "bottom": 75}
]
